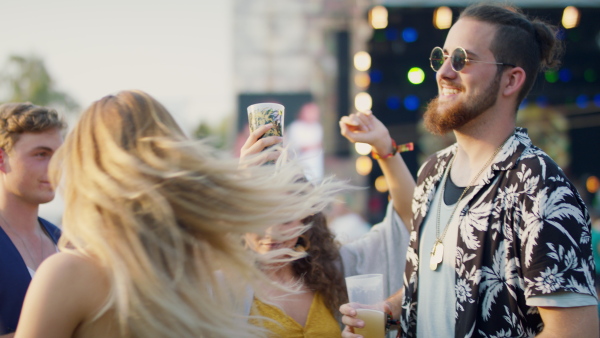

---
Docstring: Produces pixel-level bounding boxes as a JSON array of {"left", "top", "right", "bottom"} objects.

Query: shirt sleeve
[
  {"left": 520, "top": 158, "right": 597, "bottom": 300},
  {"left": 340, "top": 201, "right": 410, "bottom": 298},
  {"left": 527, "top": 291, "right": 598, "bottom": 307}
]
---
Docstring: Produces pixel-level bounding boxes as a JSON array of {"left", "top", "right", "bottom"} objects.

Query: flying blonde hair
[{"left": 50, "top": 90, "right": 346, "bottom": 337}]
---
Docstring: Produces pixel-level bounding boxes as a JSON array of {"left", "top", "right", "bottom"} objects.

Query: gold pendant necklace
[{"left": 429, "top": 133, "right": 513, "bottom": 271}]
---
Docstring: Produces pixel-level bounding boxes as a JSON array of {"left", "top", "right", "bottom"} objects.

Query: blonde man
[{"left": 0, "top": 103, "right": 65, "bottom": 337}]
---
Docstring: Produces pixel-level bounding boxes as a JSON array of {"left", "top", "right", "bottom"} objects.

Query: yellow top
[{"left": 249, "top": 292, "right": 341, "bottom": 337}]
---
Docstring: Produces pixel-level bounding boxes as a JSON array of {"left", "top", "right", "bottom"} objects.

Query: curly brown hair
[
  {"left": 0, "top": 102, "right": 66, "bottom": 152},
  {"left": 292, "top": 212, "right": 348, "bottom": 319}
]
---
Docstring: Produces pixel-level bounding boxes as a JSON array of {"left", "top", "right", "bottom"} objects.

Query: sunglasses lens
[
  {"left": 451, "top": 48, "right": 466, "bottom": 71},
  {"left": 430, "top": 47, "right": 444, "bottom": 71}
]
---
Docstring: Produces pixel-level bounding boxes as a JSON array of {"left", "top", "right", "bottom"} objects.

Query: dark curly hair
[{"left": 292, "top": 212, "right": 348, "bottom": 319}]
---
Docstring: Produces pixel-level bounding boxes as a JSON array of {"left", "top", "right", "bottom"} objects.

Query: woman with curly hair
[
  {"left": 240, "top": 125, "right": 349, "bottom": 337},
  {"left": 14, "top": 90, "right": 346, "bottom": 338},
  {"left": 244, "top": 211, "right": 348, "bottom": 337}
]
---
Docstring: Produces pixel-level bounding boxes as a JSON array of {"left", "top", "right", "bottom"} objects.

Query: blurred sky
[
  {"left": 0, "top": 0, "right": 234, "bottom": 224},
  {"left": 0, "top": 0, "right": 234, "bottom": 133}
]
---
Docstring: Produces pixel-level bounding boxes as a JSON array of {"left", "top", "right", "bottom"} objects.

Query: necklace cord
[{"left": 435, "top": 133, "right": 513, "bottom": 244}]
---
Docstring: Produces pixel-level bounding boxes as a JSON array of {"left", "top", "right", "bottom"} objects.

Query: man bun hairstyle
[{"left": 460, "top": 3, "right": 564, "bottom": 105}]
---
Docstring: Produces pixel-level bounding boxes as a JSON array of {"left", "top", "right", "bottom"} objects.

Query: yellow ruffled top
[{"left": 249, "top": 292, "right": 341, "bottom": 337}]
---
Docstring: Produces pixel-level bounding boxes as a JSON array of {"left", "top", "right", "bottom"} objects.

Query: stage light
[
  {"left": 584, "top": 69, "right": 597, "bottom": 83},
  {"left": 433, "top": 7, "right": 453, "bottom": 30},
  {"left": 594, "top": 94, "right": 600, "bottom": 107},
  {"left": 562, "top": 6, "right": 580, "bottom": 29},
  {"left": 370, "top": 69, "right": 383, "bottom": 83},
  {"left": 545, "top": 70, "right": 559, "bottom": 83},
  {"left": 576, "top": 95, "right": 588, "bottom": 108},
  {"left": 354, "top": 51, "right": 371, "bottom": 71},
  {"left": 559, "top": 68, "right": 572, "bottom": 82},
  {"left": 404, "top": 95, "right": 420, "bottom": 111},
  {"left": 355, "top": 92, "right": 373, "bottom": 112},
  {"left": 369, "top": 6, "right": 388, "bottom": 29},
  {"left": 536, "top": 96, "right": 549, "bottom": 108},
  {"left": 386, "top": 96, "right": 401, "bottom": 110},
  {"left": 355, "top": 143, "right": 372, "bottom": 156},
  {"left": 356, "top": 156, "right": 373, "bottom": 176},
  {"left": 375, "top": 176, "right": 389, "bottom": 193},
  {"left": 385, "top": 28, "right": 399, "bottom": 41},
  {"left": 407, "top": 67, "right": 425, "bottom": 85},
  {"left": 402, "top": 28, "right": 418, "bottom": 43},
  {"left": 587, "top": 175, "right": 600, "bottom": 194},
  {"left": 354, "top": 73, "right": 371, "bottom": 88}
]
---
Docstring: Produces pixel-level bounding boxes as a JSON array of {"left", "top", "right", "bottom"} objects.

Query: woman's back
[{"left": 17, "top": 253, "right": 119, "bottom": 338}]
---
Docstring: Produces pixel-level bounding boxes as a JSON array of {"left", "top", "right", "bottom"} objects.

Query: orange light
[
  {"left": 375, "top": 175, "right": 388, "bottom": 193},
  {"left": 356, "top": 156, "right": 373, "bottom": 176},
  {"left": 354, "top": 73, "right": 371, "bottom": 88},
  {"left": 587, "top": 176, "right": 600, "bottom": 193}
]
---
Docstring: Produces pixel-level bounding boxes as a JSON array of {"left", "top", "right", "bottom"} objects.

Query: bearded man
[{"left": 339, "top": 3, "right": 598, "bottom": 337}]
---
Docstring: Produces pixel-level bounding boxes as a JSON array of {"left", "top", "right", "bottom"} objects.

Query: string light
[
  {"left": 433, "top": 7, "right": 453, "bottom": 30},
  {"left": 562, "top": 6, "right": 580, "bottom": 29},
  {"left": 369, "top": 6, "right": 388, "bottom": 29}
]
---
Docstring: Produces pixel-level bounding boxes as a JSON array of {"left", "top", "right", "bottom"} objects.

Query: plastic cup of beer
[
  {"left": 345, "top": 274, "right": 385, "bottom": 338},
  {"left": 247, "top": 103, "right": 284, "bottom": 137}
]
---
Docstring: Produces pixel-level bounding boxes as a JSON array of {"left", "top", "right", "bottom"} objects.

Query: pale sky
[
  {"left": 0, "top": 0, "right": 234, "bottom": 224},
  {"left": 0, "top": 0, "right": 234, "bottom": 132}
]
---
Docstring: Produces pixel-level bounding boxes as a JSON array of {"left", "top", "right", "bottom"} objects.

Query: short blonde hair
[
  {"left": 50, "top": 90, "right": 346, "bottom": 337},
  {"left": 0, "top": 102, "right": 66, "bottom": 152}
]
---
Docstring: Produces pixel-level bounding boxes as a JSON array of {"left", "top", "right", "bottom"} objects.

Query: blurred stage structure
[{"left": 233, "top": 0, "right": 600, "bottom": 222}]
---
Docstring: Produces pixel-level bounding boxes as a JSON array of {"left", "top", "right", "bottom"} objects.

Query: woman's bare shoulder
[
  {"left": 33, "top": 252, "right": 110, "bottom": 316},
  {"left": 16, "top": 252, "right": 112, "bottom": 338},
  {"left": 38, "top": 252, "right": 106, "bottom": 282}
]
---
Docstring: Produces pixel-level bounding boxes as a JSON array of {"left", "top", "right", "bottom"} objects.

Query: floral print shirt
[{"left": 400, "top": 128, "right": 597, "bottom": 337}]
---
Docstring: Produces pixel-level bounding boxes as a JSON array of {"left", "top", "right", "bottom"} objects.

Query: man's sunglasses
[{"left": 429, "top": 46, "right": 516, "bottom": 72}]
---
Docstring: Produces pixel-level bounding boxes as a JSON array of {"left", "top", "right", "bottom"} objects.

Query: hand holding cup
[
  {"left": 239, "top": 123, "right": 283, "bottom": 167},
  {"left": 343, "top": 274, "right": 386, "bottom": 338}
]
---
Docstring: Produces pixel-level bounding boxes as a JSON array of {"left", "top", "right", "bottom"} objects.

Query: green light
[
  {"left": 407, "top": 67, "right": 425, "bottom": 85},
  {"left": 545, "top": 70, "right": 559, "bottom": 83},
  {"left": 584, "top": 69, "right": 597, "bottom": 83}
]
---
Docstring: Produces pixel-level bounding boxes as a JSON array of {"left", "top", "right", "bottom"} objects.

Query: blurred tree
[
  {"left": 0, "top": 54, "right": 79, "bottom": 114},
  {"left": 193, "top": 117, "right": 232, "bottom": 150}
]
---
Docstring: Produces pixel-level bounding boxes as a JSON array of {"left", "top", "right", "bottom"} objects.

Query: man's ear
[
  {"left": 502, "top": 67, "right": 526, "bottom": 98},
  {"left": 0, "top": 148, "right": 7, "bottom": 173}
]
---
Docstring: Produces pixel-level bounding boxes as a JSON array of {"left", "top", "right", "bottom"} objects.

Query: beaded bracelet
[
  {"left": 371, "top": 139, "right": 414, "bottom": 160},
  {"left": 386, "top": 312, "right": 401, "bottom": 333}
]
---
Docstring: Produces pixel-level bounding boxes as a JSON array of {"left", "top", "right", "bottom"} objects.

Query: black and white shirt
[{"left": 400, "top": 128, "right": 597, "bottom": 337}]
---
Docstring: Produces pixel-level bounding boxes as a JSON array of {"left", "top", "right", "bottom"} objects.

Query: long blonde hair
[{"left": 50, "top": 90, "right": 346, "bottom": 337}]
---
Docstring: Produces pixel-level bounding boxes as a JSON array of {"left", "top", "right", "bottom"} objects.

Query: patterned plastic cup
[{"left": 247, "top": 103, "right": 284, "bottom": 137}]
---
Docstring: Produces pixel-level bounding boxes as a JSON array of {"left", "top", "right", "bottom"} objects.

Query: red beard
[{"left": 423, "top": 75, "right": 500, "bottom": 135}]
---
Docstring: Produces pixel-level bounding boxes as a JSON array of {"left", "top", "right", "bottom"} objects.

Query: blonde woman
[{"left": 14, "top": 90, "right": 345, "bottom": 338}]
